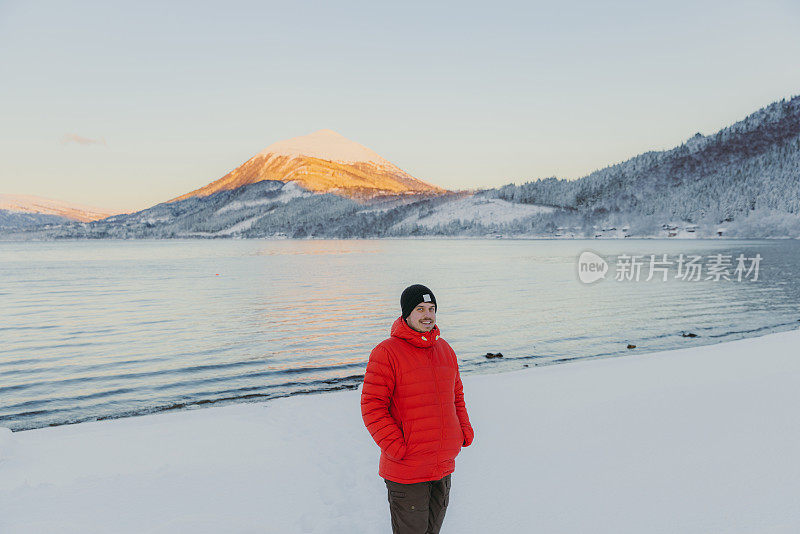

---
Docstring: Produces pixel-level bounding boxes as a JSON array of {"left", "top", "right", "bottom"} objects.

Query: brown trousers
[{"left": 384, "top": 474, "right": 451, "bottom": 534}]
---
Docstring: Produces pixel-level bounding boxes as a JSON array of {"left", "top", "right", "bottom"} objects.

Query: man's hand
[{"left": 462, "top": 425, "right": 474, "bottom": 447}]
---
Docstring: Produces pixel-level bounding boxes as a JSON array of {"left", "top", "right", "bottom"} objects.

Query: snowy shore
[{"left": 1, "top": 330, "right": 799, "bottom": 533}]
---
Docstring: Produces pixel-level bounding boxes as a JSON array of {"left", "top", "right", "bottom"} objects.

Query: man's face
[{"left": 405, "top": 302, "right": 436, "bottom": 333}]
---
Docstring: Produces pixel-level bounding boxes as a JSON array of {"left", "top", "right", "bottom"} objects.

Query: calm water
[{"left": 1, "top": 239, "right": 798, "bottom": 431}]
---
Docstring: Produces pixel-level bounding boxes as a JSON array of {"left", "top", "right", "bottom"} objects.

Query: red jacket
[{"left": 361, "top": 316, "right": 474, "bottom": 483}]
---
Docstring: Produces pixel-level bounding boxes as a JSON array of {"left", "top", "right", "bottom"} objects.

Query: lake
[{"left": 1, "top": 238, "right": 798, "bottom": 431}]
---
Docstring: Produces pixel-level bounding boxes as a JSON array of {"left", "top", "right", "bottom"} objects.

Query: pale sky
[{"left": 1, "top": 0, "right": 799, "bottom": 213}]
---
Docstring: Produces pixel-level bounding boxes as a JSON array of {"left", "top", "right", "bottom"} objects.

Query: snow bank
[
  {"left": 1, "top": 330, "right": 798, "bottom": 533},
  {"left": 0, "top": 427, "right": 14, "bottom": 462}
]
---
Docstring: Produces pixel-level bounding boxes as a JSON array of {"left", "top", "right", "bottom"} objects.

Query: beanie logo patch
[{"left": 423, "top": 294, "right": 431, "bottom": 302}]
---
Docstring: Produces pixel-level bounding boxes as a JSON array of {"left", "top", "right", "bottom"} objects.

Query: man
[{"left": 361, "top": 284, "right": 474, "bottom": 534}]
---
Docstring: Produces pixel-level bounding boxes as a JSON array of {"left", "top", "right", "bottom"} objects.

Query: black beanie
[{"left": 401, "top": 284, "right": 437, "bottom": 319}]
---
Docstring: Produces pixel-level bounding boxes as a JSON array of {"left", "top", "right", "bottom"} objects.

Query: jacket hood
[{"left": 390, "top": 316, "right": 440, "bottom": 348}]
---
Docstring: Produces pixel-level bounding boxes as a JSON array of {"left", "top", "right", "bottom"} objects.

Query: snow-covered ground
[
  {"left": 1, "top": 330, "right": 798, "bottom": 533},
  {"left": 214, "top": 182, "right": 310, "bottom": 216},
  {"left": 395, "top": 196, "right": 556, "bottom": 230}
]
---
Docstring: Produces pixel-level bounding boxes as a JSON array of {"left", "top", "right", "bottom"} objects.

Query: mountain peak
[
  {"left": 310, "top": 129, "right": 344, "bottom": 137},
  {"left": 169, "top": 131, "right": 446, "bottom": 203},
  {"left": 256, "top": 129, "right": 392, "bottom": 166}
]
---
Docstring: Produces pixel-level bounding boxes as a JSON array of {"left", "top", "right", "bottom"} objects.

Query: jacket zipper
[{"left": 430, "top": 346, "right": 445, "bottom": 477}]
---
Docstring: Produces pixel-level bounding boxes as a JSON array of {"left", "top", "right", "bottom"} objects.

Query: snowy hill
[
  {"left": 0, "top": 210, "right": 69, "bottom": 229},
  {"left": 490, "top": 94, "right": 800, "bottom": 236},
  {"left": 170, "top": 130, "right": 445, "bottom": 202},
  {"left": 0, "top": 194, "right": 117, "bottom": 223},
  {"left": 79, "top": 180, "right": 333, "bottom": 239},
  {"left": 392, "top": 195, "right": 556, "bottom": 231}
]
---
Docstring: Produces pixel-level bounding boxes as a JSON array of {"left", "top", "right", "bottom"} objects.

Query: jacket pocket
[{"left": 401, "top": 420, "right": 415, "bottom": 455}]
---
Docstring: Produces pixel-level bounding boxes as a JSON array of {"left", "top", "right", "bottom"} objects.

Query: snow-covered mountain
[
  {"left": 0, "top": 194, "right": 118, "bottom": 222},
  {"left": 7, "top": 94, "right": 800, "bottom": 240},
  {"left": 170, "top": 129, "right": 445, "bottom": 202},
  {"left": 490, "top": 94, "right": 800, "bottom": 237}
]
